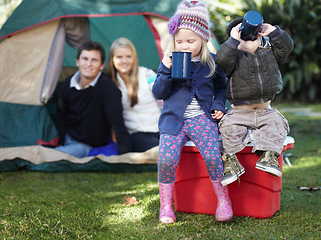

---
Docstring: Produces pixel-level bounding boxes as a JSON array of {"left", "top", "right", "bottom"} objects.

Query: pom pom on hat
[
  {"left": 168, "top": 14, "right": 181, "bottom": 35},
  {"left": 168, "top": 0, "right": 210, "bottom": 41}
]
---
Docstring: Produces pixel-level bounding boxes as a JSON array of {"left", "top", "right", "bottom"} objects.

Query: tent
[{"left": 0, "top": 0, "right": 220, "bottom": 172}]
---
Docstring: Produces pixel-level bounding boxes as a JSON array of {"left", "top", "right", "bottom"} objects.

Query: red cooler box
[{"left": 174, "top": 136, "right": 294, "bottom": 218}]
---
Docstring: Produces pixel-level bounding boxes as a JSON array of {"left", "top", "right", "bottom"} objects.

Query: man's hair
[{"left": 76, "top": 40, "right": 106, "bottom": 63}]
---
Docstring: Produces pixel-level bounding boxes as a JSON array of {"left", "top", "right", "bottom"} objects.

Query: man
[{"left": 56, "top": 40, "right": 132, "bottom": 158}]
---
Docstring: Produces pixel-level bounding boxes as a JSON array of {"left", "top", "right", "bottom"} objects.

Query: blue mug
[
  {"left": 239, "top": 11, "right": 263, "bottom": 41},
  {"left": 171, "top": 51, "right": 192, "bottom": 79}
]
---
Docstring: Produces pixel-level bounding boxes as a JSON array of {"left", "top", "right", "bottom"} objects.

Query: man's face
[{"left": 76, "top": 50, "right": 105, "bottom": 82}]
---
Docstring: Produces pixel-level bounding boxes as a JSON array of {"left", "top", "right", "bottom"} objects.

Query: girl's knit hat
[{"left": 168, "top": 0, "right": 210, "bottom": 42}]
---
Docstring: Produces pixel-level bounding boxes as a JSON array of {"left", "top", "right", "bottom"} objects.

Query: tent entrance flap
[
  {"left": 0, "top": 20, "right": 62, "bottom": 105},
  {"left": 63, "top": 17, "right": 90, "bottom": 48}
]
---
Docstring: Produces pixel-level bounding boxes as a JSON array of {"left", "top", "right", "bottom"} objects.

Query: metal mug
[
  {"left": 171, "top": 51, "right": 192, "bottom": 79},
  {"left": 239, "top": 11, "right": 263, "bottom": 41}
]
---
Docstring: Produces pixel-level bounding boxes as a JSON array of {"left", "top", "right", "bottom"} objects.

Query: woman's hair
[
  {"left": 106, "top": 37, "right": 139, "bottom": 107},
  {"left": 171, "top": 36, "right": 216, "bottom": 77}
]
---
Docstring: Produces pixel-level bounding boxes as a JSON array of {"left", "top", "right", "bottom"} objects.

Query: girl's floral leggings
[{"left": 158, "top": 114, "right": 223, "bottom": 184}]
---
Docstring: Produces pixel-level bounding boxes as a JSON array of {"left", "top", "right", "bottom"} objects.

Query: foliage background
[{"left": 0, "top": 0, "right": 22, "bottom": 27}]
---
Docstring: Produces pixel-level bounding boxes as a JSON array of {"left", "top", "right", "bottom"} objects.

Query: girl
[
  {"left": 107, "top": 37, "right": 162, "bottom": 152},
  {"left": 152, "top": 0, "right": 233, "bottom": 224}
]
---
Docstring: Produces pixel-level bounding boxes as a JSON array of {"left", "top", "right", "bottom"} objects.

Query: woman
[{"left": 106, "top": 37, "right": 161, "bottom": 152}]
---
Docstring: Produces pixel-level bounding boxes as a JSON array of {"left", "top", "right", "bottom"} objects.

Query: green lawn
[{"left": 1, "top": 104, "right": 321, "bottom": 239}]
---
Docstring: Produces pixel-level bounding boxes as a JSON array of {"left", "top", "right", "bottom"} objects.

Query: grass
[{"left": 1, "top": 103, "right": 321, "bottom": 239}]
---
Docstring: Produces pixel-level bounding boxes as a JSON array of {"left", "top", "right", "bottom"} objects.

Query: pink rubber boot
[
  {"left": 159, "top": 182, "right": 176, "bottom": 224},
  {"left": 211, "top": 179, "right": 233, "bottom": 222}
]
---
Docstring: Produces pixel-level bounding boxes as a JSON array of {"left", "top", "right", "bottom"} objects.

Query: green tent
[{"left": 0, "top": 0, "right": 220, "bottom": 172}]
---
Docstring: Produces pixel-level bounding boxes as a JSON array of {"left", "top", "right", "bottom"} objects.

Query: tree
[{"left": 0, "top": 0, "right": 22, "bottom": 28}]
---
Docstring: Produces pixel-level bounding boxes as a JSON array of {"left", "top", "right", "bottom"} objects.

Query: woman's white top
[{"left": 117, "top": 66, "right": 162, "bottom": 134}]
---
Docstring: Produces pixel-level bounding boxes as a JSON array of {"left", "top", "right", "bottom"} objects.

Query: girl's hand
[
  {"left": 162, "top": 55, "right": 172, "bottom": 68},
  {"left": 259, "top": 23, "right": 276, "bottom": 36},
  {"left": 211, "top": 110, "right": 224, "bottom": 120}
]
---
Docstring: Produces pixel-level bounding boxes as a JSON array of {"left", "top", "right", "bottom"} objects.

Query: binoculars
[{"left": 239, "top": 11, "right": 263, "bottom": 41}]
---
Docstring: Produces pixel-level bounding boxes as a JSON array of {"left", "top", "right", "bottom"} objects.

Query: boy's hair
[
  {"left": 106, "top": 37, "right": 139, "bottom": 107},
  {"left": 76, "top": 40, "right": 106, "bottom": 64},
  {"left": 225, "top": 17, "right": 243, "bottom": 39}
]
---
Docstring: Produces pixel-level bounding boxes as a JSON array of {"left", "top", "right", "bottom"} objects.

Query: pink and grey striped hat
[{"left": 168, "top": 0, "right": 210, "bottom": 41}]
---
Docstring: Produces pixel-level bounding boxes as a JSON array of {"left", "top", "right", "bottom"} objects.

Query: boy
[{"left": 215, "top": 13, "right": 294, "bottom": 186}]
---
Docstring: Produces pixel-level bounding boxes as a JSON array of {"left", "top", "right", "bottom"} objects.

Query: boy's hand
[
  {"left": 211, "top": 110, "right": 224, "bottom": 120},
  {"left": 162, "top": 55, "right": 172, "bottom": 68},
  {"left": 230, "top": 23, "right": 242, "bottom": 40},
  {"left": 259, "top": 23, "right": 276, "bottom": 36}
]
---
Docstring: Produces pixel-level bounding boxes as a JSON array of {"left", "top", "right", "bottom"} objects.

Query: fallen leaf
[
  {"left": 297, "top": 186, "right": 320, "bottom": 191},
  {"left": 123, "top": 195, "right": 139, "bottom": 206}
]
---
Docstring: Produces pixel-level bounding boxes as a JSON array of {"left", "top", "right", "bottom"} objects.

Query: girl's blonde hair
[
  {"left": 107, "top": 37, "right": 139, "bottom": 107},
  {"left": 171, "top": 36, "right": 216, "bottom": 78}
]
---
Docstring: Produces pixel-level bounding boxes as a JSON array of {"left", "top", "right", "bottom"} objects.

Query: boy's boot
[
  {"left": 159, "top": 182, "right": 176, "bottom": 224},
  {"left": 211, "top": 179, "right": 233, "bottom": 222},
  {"left": 255, "top": 151, "right": 282, "bottom": 177},
  {"left": 220, "top": 153, "right": 245, "bottom": 186}
]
